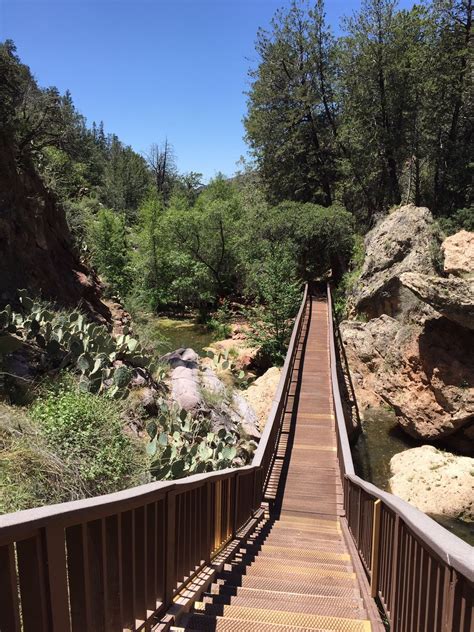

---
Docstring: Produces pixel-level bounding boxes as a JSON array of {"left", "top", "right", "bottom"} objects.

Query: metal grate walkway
[{"left": 174, "top": 295, "right": 381, "bottom": 632}]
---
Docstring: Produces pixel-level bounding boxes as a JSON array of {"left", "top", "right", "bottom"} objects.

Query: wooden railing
[
  {"left": 0, "top": 287, "right": 309, "bottom": 632},
  {"left": 327, "top": 283, "right": 474, "bottom": 632}
]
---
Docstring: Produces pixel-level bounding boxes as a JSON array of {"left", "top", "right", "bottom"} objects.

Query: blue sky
[{"left": 1, "top": 0, "right": 414, "bottom": 180}]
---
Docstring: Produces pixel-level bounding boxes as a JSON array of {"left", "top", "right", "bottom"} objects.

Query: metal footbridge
[{"left": 0, "top": 286, "right": 472, "bottom": 631}]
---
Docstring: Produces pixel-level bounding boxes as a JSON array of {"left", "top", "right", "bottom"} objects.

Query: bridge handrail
[
  {"left": 327, "top": 282, "right": 473, "bottom": 630},
  {"left": 0, "top": 284, "right": 308, "bottom": 535},
  {"left": 0, "top": 285, "right": 309, "bottom": 632}
]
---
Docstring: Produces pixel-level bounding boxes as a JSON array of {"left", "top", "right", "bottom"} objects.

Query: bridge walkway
[{"left": 176, "top": 295, "right": 381, "bottom": 631}]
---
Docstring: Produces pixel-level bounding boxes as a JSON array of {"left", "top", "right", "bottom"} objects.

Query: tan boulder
[
  {"left": 400, "top": 272, "right": 474, "bottom": 330},
  {"left": 389, "top": 446, "right": 474, "bottom": 523},
  {"left": 442, "top": 230, "right": 474, "bottom": 278},
  {"left": 242, "top": 367, "right": 281, "bottom": 430},
  {"left": 351, "top": 205, "right": 439, "bottom": 320}
]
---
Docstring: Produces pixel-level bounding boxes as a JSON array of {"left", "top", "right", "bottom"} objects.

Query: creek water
[
  {"left": 141, "top": 316, "right": 215, "bottom": 357},
  {"left": 352, "top": 409, "right": 474, "bottom": 545}
]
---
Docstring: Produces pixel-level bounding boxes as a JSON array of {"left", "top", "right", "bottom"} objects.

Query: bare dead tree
[{"left": 145, "top": 139, "right": 177, "bottom": 204}]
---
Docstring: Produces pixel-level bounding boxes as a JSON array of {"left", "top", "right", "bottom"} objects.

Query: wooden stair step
[
  {"left": 182, "top": 608, "right": 372, "bottom": 631},
  {"left": 196, "top": 599, "right": 366, "bottom": 620},
  {"left": 198, "top": 591, "right": 366, "bottom": 618},
  {"left": 212, "top": 577, "right": 362, "bottom": 599}
]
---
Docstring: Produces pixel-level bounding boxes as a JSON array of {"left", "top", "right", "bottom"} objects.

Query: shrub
[
  {"left": 207, "top": 299, "right": 233, "bottom": 339},
  {"left": 438, "top": 206, "right": 474, "bottom": 236},
  {"left": 334, "top": 234, "right": 365, "bottom": 320},
  {"left": 0, "top": 403, "right": 85, "bottom": 513},
  {"left": 31, "top": 384, "right": 148, "bottom": 496},
  {"left": 246, "top": 249, "right": 301, "bottom": 366},
  {"left": 87, "top": 208, "right": 133, "bottom": 297}
]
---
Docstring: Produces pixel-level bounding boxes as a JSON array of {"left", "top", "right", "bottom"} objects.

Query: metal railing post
[
  {"left": 164, "top": 491, "right": 176, "bottom": 606},
  {"left": 370, "top": 500, "right": 382, "bottom": 598}
]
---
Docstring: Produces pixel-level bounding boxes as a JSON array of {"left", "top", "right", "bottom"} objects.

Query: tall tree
[{"left": 245, "top": 1, "right": 337, "bottom": 205}]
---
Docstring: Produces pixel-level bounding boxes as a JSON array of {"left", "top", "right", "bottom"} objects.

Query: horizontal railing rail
[
  {"left": 0, "top": 286, "right": 309, "bottom": 632},
  {"left": 327, "top": 283, "right": 474, "bottom": 632}
]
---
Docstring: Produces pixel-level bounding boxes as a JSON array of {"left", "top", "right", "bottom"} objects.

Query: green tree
[
  {"left": 102, "top": 136, "right": 151, "bottom": 219},
  {"left": 166, "top": 176, "right": 240, "bottom": 299},
  {"left": 247, "top": 248, "right": 302, "bottom": 365},
  {"left": 88, "top": 209, "right": 132, "bottom": 296},
  {"left": 245, "top": 1, "right": 337, "bottom": 205}
]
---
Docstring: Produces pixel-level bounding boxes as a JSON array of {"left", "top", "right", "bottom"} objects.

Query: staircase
[{"left": 171, "top": 297, "right": 375, "bottom": 631}]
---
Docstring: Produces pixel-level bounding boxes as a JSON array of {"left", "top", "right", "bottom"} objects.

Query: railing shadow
[
  {"left": 332, "top": 305, "right": 363, "bottom": 444},
  {"left": 270, "top": 292, "right": 311, "bottom": 520},
  {"left": 182, "top": 298, "right": 313, "bottom": 629}
]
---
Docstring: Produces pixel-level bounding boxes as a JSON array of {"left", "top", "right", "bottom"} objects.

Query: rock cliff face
[
  {"left": 340, "top": 205, "right": 474, "bottom": 454},
  {"left": 350, "top": 205, "right": 439, "bottom": 320},
  {"left": 0, "top": 134, "right": 109, "bottom": 321}
]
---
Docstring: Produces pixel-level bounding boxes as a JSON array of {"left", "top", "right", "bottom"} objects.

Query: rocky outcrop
[
  {"left": 442, "top": 230, "right": 474, "bottom": 278},
  {"left": 162, "top": 348, "right": 261, "bottom": 440},
  {"left": 389, "top": 446, "right": 474, "bottom": 523},
  {"left": 242, "top": 367, "right": 281, "bottom": 429},
  {"left": 340, "top": 316, "right": 474, "bottom": 450},
  {"left": 0, "top": 133, "right": 109, "bottom": 322},
  {"left": 162, "top": 348, "right": 200, "bottom": 411},
  {"left": 400, "top": 273, "right": 474, "bottom": 330},
  {"left": 341, "top": 208, "right": 474, "bottom": 453},
  {"left": 351, "top": 205, "right": 439, "bottom": 320}
]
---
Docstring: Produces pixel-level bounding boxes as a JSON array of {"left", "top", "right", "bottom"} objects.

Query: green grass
[{"left": 0, "top": 378, "right": 150, "bottom": 514}]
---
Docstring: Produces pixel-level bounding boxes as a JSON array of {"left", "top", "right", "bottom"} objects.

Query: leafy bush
[
  {"left": 246, "top": 249, "right": 301, "bottom": 366},
  {"left": 31, "top": 384, "right": 148, "bottom": 496},
  {"left": 87, "top": 208, "right": 133, "bottom": 296},
  {"left": 207, "top": 299, "right": 233, "bottom": 339},
  {"left": 0, "top": 403, "right": 84, "bottom": 513},
  {"left": 146, "top": 401, "right": 257, "bottom": 480},
  {"left": 333, "top": 235, "right": 365, "bottom": 320},
  {"left": 438, "top": 207, "right": 474, "bottom": 236}
]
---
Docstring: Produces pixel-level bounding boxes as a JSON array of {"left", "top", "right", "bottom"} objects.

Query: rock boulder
[
  {"left": 351, "top": 205, "right": 439, "bottom": 320},
  {"left": 400, "top": 272, "right": 474, "bottom": 330},
  {"left": 389, "top": 446, "right": 474, "bottom": 523},
  {"left": 340, "top": 315, "right": 474, "bottom": 451},
  {"left": 442, "top": 230, "right": 474, "bottom": 278},
  {"left": 242, "top": 367, "right": 282, "bottom": 430}
]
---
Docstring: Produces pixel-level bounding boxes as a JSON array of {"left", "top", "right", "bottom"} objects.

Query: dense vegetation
[
  {"left": 0, "top": 38, "right": 354, "bottom": 319},
  {"left": 246, "top": 0, "right": 473, "bottom": 228},
  {"left": 0, "top": 0, "right": 472, "bottom": 511}
]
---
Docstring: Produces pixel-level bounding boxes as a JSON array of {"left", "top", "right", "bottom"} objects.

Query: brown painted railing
[
  {"left": 327, "top": 283, "right": 474, "bottom": 632},
  {"left": 0, "top": 286, "right": 309, "bottom": 632}
]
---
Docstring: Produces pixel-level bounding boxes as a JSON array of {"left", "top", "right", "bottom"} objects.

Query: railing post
[
  {"left": 442, "top": 569, "right": 457, "bottom": 632},
  {"left": 0, "top": 543, "right": 21, "bottom": 632},
  {"left": 44, "top": 525, "right": 71, "bottom": 631},
  {"left": 389, "top": 514, "right": 401, "bottom": 627},
  {"left": 370, "top": 500, "right": 382, "bottom": 598},
  {"left": 357, "top": 487, "right": 362, "bottom": 547},
  {"left": 232, "top": 473, "right": 239, "bottom": 538},
  {"left": 164, "top": 491, "right": 176, "bottom": 606}
]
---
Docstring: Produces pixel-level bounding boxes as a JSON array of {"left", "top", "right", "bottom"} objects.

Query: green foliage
[
  {"left": 87, "top": 209, "right": 133, "bottom": 296},
  {"left": 146, "top": 402, "right": 257, "bottom": 480},
  {"left": 333, "top": 235, "right": 365, "bottom": 319},
  {"left": 245, "top": 0, "right": 473, "bottom": 224},
  {"left": 207, "top": 300, "right": 233, "bottom": 339},
  {"left": 0, "top": 292, "right": 152, "bottom": 400},
  {"left": 0, "top": 402, "right": 84, "bottom": 513},
  {"left": 438, "top": 207, "right": 474, "bottom": 236},
  {"left": 31, "top": 384, "right": 148, "bottom": 496},
  {"left": 102, "top": 136, "right": 151, "bottom": 219},
  {"left": 205, "top": 348, "right": 247, "bottom": 387},
  {"left": 246, "top": 249, "right": 301, "bottom": 366}
]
